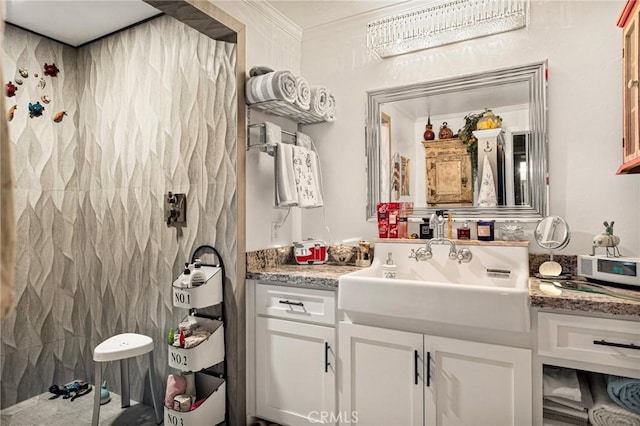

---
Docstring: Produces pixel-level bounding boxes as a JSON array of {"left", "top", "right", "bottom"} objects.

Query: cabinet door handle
[
  {"left": 426, "top": 351, "right": 431, "bottom": 387},
  {"left": 593, "top": 339, "right": 640, "bottom": 350},
  {"left": 414, "top": 350, "right": 419, "bottom": 385},
  {"left": 279, "top": 300, "right": 304, "bottom": 307},
  {"left": 325, "top": 342, "right": 331, "bottom": 373}
]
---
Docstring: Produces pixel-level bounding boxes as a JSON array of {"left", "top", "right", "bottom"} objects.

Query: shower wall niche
[{"left": 1, "top": 15, "right": 238, "bottom": 421}]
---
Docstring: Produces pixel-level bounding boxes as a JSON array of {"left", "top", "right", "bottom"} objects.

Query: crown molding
[{"left": 244, "top": 0, "right": 302, "bottom": 41}]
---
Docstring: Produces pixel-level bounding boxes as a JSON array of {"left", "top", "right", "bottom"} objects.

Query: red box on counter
[{"left": 377, "top": 203, "right": 389, "bottom": 238}]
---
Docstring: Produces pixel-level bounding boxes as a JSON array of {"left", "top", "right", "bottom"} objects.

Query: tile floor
[{"left": 0, "top": 390, "right": 158, "bottom": 425}]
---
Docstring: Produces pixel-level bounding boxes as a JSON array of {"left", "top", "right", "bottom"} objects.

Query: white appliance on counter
[{"left": 577, "top": 255, "right": 640, "bottom": 287}]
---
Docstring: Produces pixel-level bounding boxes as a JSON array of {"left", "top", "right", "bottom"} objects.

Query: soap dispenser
[
  {"left": 180, "top": 263, "right": 191, "bottom": 288},
  {"left": 190, "top": 259, "right": 206, "bottom": 287},
  {"left": 382, "top": 252, "right": 398, "bottom": 279}
]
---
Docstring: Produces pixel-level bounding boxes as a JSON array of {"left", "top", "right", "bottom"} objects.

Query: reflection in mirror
[{"left": 366, "top": 61, "right": 548, "bottom": 220}]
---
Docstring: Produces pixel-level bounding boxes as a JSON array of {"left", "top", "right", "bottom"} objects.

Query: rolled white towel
[
  {"left": 294, "top": 76, "right": 311, "bottom": 110},
  {"left": 309, "top": 86, "right": 330, "bottom": 116},
  {"left": 589, "top": 373, "right": 640, "bottom": 426},
  {"left": 246, "top": 70, "right": 297, "bottom": 105},
  {"left": 325, "top": 91, "right": 336, "bottom": 122}
]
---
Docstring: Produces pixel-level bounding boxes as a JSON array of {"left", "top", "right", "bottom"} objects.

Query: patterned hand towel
[
  {"left": 477, "top": 154, "right": 497, "bottom": 207},
  {"left": 292, "top": 145, "right": 324, "bottom": 208}
]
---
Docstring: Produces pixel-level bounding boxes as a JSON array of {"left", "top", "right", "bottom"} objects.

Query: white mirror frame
[{"left": 366, "top": 61, "right": 549, "bottom": 221}]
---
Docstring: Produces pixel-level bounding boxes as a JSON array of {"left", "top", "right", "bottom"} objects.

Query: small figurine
[
  {"left": 43, "top": 63, "right": 60, "bottom": 77},
  {"left": 592, "top": 220, "right": 621, "bottom": 257},
  {"left": 28, "top": 102, "right": 45, "bottom": 118},
  {"left": 6, "top": 81, "right": 18, "bottom": 97}
]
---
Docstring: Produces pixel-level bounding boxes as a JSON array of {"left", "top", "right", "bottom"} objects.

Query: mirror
[
  {"left": 366, "top": 61, "right": 548, "bottom": 220},
  {"left": 534, "top": 216, "right": 571, "bottom": 251}
]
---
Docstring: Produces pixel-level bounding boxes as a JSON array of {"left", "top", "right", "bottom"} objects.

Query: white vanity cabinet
[
  {"left": 249, "top": 282, "right": 337, "bottom": 426},
  {"left": 339, "top": 322, "right": 532, "bottom": 426}
]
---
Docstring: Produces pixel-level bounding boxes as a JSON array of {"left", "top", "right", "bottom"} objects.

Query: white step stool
[{"left": 91, "top": 333, "right": 162, "bottom": 425}]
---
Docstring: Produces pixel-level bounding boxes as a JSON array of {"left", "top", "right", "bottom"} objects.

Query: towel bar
[{"left": 247, "top": 122, "right": 298, "bottom": 156}]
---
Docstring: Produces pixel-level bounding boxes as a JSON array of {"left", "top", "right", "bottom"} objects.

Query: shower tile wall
[{"left": 1, "top": 15, "right": 239, "bottom": 422}]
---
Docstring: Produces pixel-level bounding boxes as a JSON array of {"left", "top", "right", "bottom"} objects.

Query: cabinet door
[
  {"left": 256, "top": 317, "right": 335, "bottom": 425},
  {"left": 424, "top": 336, "right": 531, "bottom": 426},
  {"left": 623, "top": 7, "right": 640, "bottom": 164},
  {"left": 339, "top": 322, "right": 424, "bottom": 426}
]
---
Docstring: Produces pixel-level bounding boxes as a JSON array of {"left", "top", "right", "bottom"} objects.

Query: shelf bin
[
  {"left": 169, "top": 316, "right": 225, "bottom": 371},
  {"left": 172, "top": 266, "right": 223, "bottom": 309},
  {"left": 164, "top": 374, "right": 226, "bottom": 426}
]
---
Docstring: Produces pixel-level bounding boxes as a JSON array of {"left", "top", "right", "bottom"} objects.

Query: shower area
[{"left": 1, "top": 5, "right": 244, "bottom": 424}]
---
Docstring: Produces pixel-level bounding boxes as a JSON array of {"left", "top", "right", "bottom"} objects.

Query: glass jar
[{"left": 457, "top": 221, "right": 471, "bottom": 240}]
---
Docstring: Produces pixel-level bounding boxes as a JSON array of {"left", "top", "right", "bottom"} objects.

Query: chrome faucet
[{"left": 409, "top": 213, "right": 473, "bottom": 264}]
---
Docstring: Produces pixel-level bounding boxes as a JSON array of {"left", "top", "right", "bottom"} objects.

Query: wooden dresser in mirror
[{"left": 423, "top": 139, "right": 473, "bottom": 206}]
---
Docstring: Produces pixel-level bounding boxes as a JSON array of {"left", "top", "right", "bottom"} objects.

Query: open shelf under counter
[{"left": 373, "top": 238, "right": 530, "bottom": 247}]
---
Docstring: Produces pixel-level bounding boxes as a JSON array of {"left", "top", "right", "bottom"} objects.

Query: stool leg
[
  {"left": 92, "top": 362, "right": 102, "bottom": 426},
  {"left": 120, "top": 358, "right": 130, "bottom": 408},
  {"left": 148, "top": 352, "right": 163, "bottom": 424}
]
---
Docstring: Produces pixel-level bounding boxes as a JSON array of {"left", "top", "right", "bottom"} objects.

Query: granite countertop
[
  {"left": 246, "top": 247, "right": 640, "bottom": 317},
  {"left": 246, "top": 263, "right": 360, "bottom": 290},
  {"left": 529, "top": 278, "right": 640, "bottom": 317}
]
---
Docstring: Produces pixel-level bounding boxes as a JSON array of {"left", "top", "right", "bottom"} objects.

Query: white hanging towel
[
  {"left": 274, "top": 143, "right": 298, "bottom": 207},
  {"left": 477, "top": 154, "right": 497, "bottom": 207},
  {"left": 292, "top": 145, "right": 324, "bottom": 208}
]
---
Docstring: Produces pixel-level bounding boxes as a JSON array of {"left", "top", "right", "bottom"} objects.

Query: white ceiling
[
  {"left": 3, "top": 0, "right": 411, "bottom": 47},
  {"left": 4, "top": 1, "right": 162, "bottom": 47},
  {"left": 268, "top": 0, "right": 410, "bottom": 30}
]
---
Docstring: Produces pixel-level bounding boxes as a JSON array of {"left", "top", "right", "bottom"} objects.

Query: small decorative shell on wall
[
  {"left": 18, "top": 68, "right": 29, "bottom": 78},
  {"left": 7, "top": 105, "right": 17, "bottom": 122},
  {"left": 41, "top": 95, "right": 51, "bottom": 104},
  {"left": 15, "top": 78, "right": 23, "bottom": 85},
  {"left": 37, "top": 78, "right": 46, "bottom": 89},
  {"left": 53, "top": 111, "right": 67, "bottom": 123}
]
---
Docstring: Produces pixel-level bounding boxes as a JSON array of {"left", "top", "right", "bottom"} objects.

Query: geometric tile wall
[{"left": 1, "top": 15, "right": 239, "bottom": 422}]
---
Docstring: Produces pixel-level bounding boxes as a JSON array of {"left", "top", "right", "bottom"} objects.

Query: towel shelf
[
  {"left": 247, "top": 123, "right": 298, "bottom": 156},
  {"left": 248, "top": 100, "right": 328, "bottom": 125}
]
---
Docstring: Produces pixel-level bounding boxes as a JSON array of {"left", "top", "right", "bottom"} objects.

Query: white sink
[{"left": 338, "top": 241, "right": 531, "bottom": 332}]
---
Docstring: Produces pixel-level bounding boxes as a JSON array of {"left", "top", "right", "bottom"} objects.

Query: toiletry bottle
[
  {"left": 477, "top": 220, "right": 495, "bottom": 241},
  {"left": 179, "top": 329, "right": 185, "bottom": 348},
  {"left": 447, "top": 212, "right": 453, "bottom": 239},
  {"left": 419, "top": 218, "right": 433, "bottom": 239},
  {"left": 190, "top": 259, "right": 206, "bottom": 287},
  {"left": 181, "top": 263, "right": 191, "bottom": 288},
  {"left": 382, "top": 252, "right": 398, "bottom": 279},
  {"left": 168, "top": 328, "right": 175, "bottom": 345},
  {"left": 398, "top": 211, "right": 408, "bottom": 239},
  {"left": 457, "top": 221, "right": 471, "bottom": 240}
]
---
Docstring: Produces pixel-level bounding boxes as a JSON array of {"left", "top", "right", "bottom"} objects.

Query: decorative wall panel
[{"left": 1, "top": 15, "right": 238, "bottom": 420}]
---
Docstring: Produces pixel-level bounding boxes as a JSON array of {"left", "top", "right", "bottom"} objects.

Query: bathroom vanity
[{"left": 246, "top": 242, "right": 640, "bottom": 426}]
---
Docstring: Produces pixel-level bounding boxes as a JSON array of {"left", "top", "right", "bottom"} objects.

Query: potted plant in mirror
[{"left": 457, "top": 111, "right": 484, "bottom": 173}]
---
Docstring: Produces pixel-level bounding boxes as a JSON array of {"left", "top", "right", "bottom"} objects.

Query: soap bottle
[
  {"left": 419, "top": 218, "right": 433, "bottom": 239},
  {"left": 382, "top": 252, "right": 398, "bottom": 279},
  {"left": 190, "top": 259, "right": 206, "bottom": 287},
  {"left": 181, "top": 263, "right": 191, "bottom": 288},
  {"left": 457, "top": 221, "right": 471, "bottom": 240},
  {"left": 398, "top": 212, "right": 408, "bottom": 239}
]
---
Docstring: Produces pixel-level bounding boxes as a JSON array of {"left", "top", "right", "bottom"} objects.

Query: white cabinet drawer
[
  {"left": 256, "top": 284, "right": 335, "bottom": 326},
  {"left": 538, "top": 312, "right": 640, "bottom": 371}
]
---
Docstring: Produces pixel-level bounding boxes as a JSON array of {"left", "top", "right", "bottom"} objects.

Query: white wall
[
  {"left": 299, "top": 0, "right": 640, "bottom": 256},
  {"left": 214, "top": 1, "right": 303, "bottom": 251}
]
